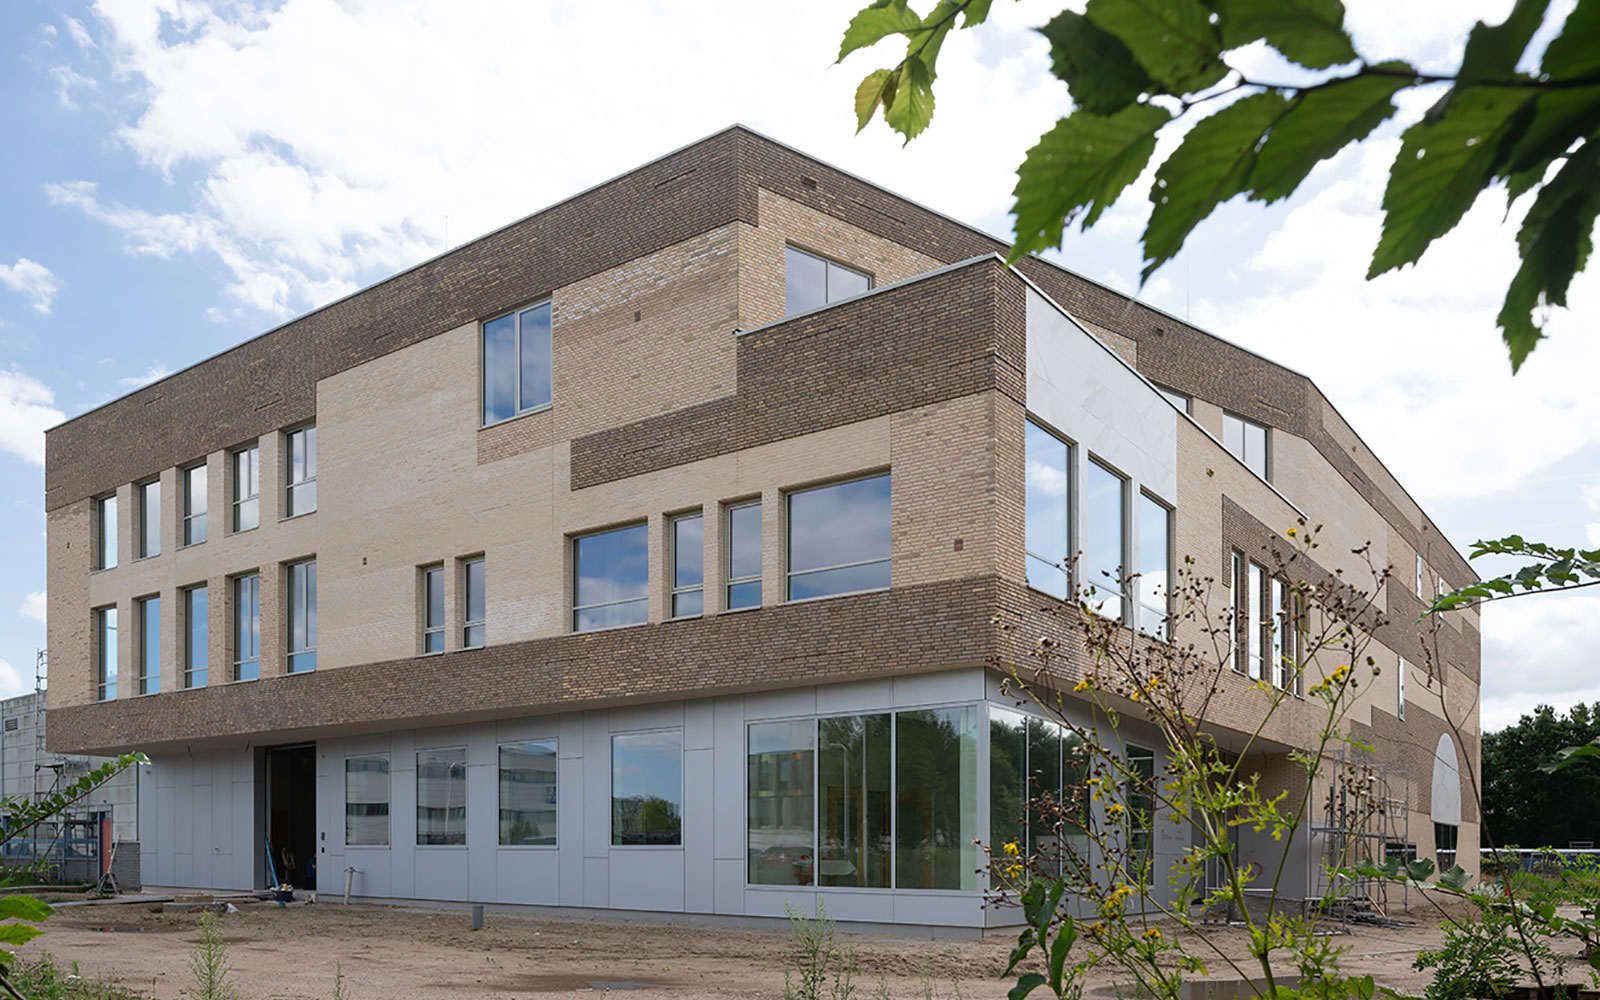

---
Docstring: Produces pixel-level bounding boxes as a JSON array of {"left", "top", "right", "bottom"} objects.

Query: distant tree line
[{"left": 1483, "top": 703, "right": 1600, "bottom": 848}]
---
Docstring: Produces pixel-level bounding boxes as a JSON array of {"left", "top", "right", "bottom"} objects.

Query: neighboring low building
[{"left": 42, "top": 127, "right": 1480, "bottom": 931}]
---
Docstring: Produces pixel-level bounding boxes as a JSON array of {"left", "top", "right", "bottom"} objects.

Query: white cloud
[
  {"left": 0, "top": 368, "right": 65, "bottom": 466},
  {"left": 64, "top": 16, "right": 95, "bottom": 50},
  {"left": 1480, "top": 593, "right": 1600, "bottom": 730},
  {"left": 0, "top": 259, "right": 63, "bottom": 315},
  {"left": 0, "top": 660, "right": 26, "bottom": 701},
  {"left": 118, "top": 364, "right": 172, "bottom": 388},
  {"left": 18, "top": 592, "right": 46, "bottom": 626}
]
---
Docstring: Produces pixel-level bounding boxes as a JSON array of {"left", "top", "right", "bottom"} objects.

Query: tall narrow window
[
  {"left": 1246, "top": 562, "right": 1264, "bottom": 680},
  {"left": 286, "top": 426, "right": 317, "bottom": 516},
  {"left": 1222, "top": 413, "right": 1269, "bottom": 480},
  {"left": 137, "top": 480, "right": 160, "bottom": 558},
  {"left": 96, "top": 606, "right": 118, "bottom": 701},
  {"left": 183, "top": 463, "right": 207, "bottom": 545},
  {"left": 416, "top": 748, "right": 467, "bottom": 845},
  {"left": 669, "top": 514, "right": 703, "bottom": 618},
  {"left": 461, "top": 558, "right": 486, "bottom": 648},
  {"left": 1025, "top": 420, "right": 1070, "bottom": 599},
  {"left": 1415, "top": 552, "right": 1423, "bottom": 598},
  {"left": 482, "top": 300, "right": 553, "bottom": 425},
  {"left": 184, "top": 585, "right": 208, "bottom": 689},
  {"left": 232, "top": 445, "right": 259, "bottom": 532},
  {"left": 1126, "top": 745, "right": 1156, "bottom": 883},
  {"left": 233, "top": 573, "right": 260, "bottom": 681},
  {"left": 422, "top": 566, "right": 445, "bottom": 653},
  {"left": 345, "top": 755, "right": 390, "bottom": 846},
  {"left": 748, "top": 721, "right": 815, "bottom": 885},
  {"left": 499, "top": 741, "right": 558, "bottom": 846},
  {"left": 287, "top": 560, "right": 317, "bottom": 673},
  {"left": 818, "top": 713, "right": 891, "bottom": 888},
  {"left": 1398, "top": 656, "right": 1406, "bottom": 720},
  {"left": 137, "top": 595, "right": 160, "bottom": 695},
  {"left": 611, "top": 730, "right": 682, "bottom": 846},
  {"left": 95, "top": 494, "right": 117, "bottom": 570},
  {"left": 786, "top": 475, "right": 891, "bottom": 601},
  {"left": 896, "top": 706, "right": 979, "bottom": 890},
  {"left": 1084, "top": 460, "right": 1126, "bottom": 619},
  {"left": 1137, "top": 495, "right": 1171, "bottom": 639},
  {"left": 1272, "top": 578, "right": 1297, "bottom": 691},
  {"left": 784, "top": 247, "right": 872, "bottom": 315},
  {"left": 573, "top": 525, "right": 648, "bottom": 631},
  {"left": 726, "top": 501, "right": 762, "bottom": 610},
  {"left": 1230, "top": 551, "right": 1244, "bottom": 673}
]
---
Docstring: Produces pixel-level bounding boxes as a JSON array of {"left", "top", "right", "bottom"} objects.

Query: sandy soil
[{"left": 14, "top": 895, "right": 1483, "bottom": 1000}]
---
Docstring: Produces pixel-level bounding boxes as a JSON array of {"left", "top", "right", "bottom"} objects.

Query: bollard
[{"left": 471, "top": 904, "right": 484, "bottom": 930}]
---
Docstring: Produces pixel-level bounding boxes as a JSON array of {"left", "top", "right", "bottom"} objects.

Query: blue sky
[{"left": 0, "top": 0, "right": 1595, "bottom": 729}]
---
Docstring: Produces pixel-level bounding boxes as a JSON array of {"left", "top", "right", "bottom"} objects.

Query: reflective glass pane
[
  {"left": 826, "top": 261, "right": 870, "bottom": 301},
  {"left": 574, "top": 599, "right": 648, "bottom": 632},
  {"left": 519, "top": 303, "right": 552, "bottom": 411},
  {"left": 416, "top": 747, "right": 467, "bottom": 845},
  {"left": 288, "top": 561, "right": 316, "bottom": 672},
  {"left": 1027, "top": 717, "right": 1061, "bottom": 863},
  {"left": 748, "top": 721, "right": 815, "bottom": 885},
  {"left": 787, "top": 562, "right": 889, "bottom": 601},
  {"left": 235, "top": 575, "right": 260, "bottom": 681},
  {"left": 1273, "top": 578, "right": 1290, "bottom": 689},
  {"left": 140, "top": 597, "right": 160, "bottom": 695},
  {"left": 818, "top": 714, "right": 890, "bottom": 888},
  {"left": 896, "top": 706, "right": 979, "bottom": 890},
  {"left": 1025, "top": 421, "right": 1069, "bottom": 596},
  {"left": 345, "top": 755, "right": 389, "bottom": 846},
  {"left": 612, "top": 730, "right": 682, "bottom": 846},
  {"left": 1139, "top": 495, "right": 1170, "bottom": 639},
  {"left": 989, "top": 709, "right": 1028, "bottom": 856},
  {"left": 1084, "top": 461, "right": 1125, "bottom": 618},
  {"left": 425, "top": 568, "right": 444, "bottom": 630},
  {"left": 463, "top": 623, "right": 485, "bottom": 648},
  {"left": 98, "top": 496, "right": 117, "bottom": 569},
  {"left": 1223, "top": 414, "right": 1244, "bottom": 462},
  {"left": 574, "top": 525, "right": 649, "bottom": 608},
  {"left": 1061, "top": 729, "right": 1089, "bottom": 839},
  {"left": 1247, "top": 562, "right": 1264, "bottom": 680},
  {"left": 784, "top": 246, "right": 828, "bottom": 315},
  {"left": 671, "top": 590, "right": 703, "bottom": 618},
  {"left": 482, "top": 313, "right": 517, "bottom": 424},
  {"left": 1245, "top": 421, "right": 1268, "bottom": 479},
  {"left": 725, "top": 580, "right": 761, "bottom": 610},
  {"left": 672, "top": 516, "right": 703, "bottom": 589},
  {"left": 499, "top": 740, "right": 557, "bottom": 846},
  {"left": 139, "top": 481, "right": 160, "bottom": 557},
  {"left": 99, "top": 608, "right": 118, "bottom": 700},
  {"left": 727, "top": 503, "right": 762, "bottom": 581},
  {"left": 464, "top": 560, "right": 485, "bottom": 626},
  {"left": 186, "top": 586, "right": 208, "bottom": 688},
  {"left": 1126, "top": 746, "right": 1155, "bottom": 882},
  {"left": 787, "top": 476, "right": 891, "bottom": 602},
  {"left": 185, "top": 465, "right": 207, "bottom": 545}
]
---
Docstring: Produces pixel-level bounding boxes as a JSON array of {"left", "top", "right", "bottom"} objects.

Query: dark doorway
[{"left": 265, "top": 743, "right": 317, "bottom": 890}]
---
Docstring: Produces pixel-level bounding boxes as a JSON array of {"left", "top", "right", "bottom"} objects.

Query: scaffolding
[{"left": 1310, "top": 745, "right": 1411, "bottom": 921}]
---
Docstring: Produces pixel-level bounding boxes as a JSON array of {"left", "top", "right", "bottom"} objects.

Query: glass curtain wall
[
  {"left": 818, "top": 714, "right": 892, "bottom": 888},
  {"left": 747, "top": 721, "right": 815, "bottom": 885}
]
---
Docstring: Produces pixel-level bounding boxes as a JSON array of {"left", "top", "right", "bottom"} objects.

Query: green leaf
[
  {"left": 1004, "top": 927, "right": 1038, "bottom": 976},
  {"left": 883, "top": 53, "right": 936, "bottom": 141},
  {"left": 1498, "top": 86, "right": 1600, "bottom": 189},
  {"left": 1086, "top": 0, "right": 1228, "bottom": 94},
  {"left": 1437, "top": 865, "right": 1473, "bottom": 891},
  {"left": 1458, "top": 0, "right": 1552, "bottom": 85},
  {"left": 1210, "top": 0, "right": 1358, "bottom": 70},
  {"left": 0, "top": 923, "right": 42, "bottom": 947},
  {"left": 855, "top": 69, "right": 894, "bottom": 131},
  {"left": 838, "top": 0, "right": 923, "bottom": 62},
  {"left": 1143, "top": 92, "right": 1291, "bottom": 280},
  {"left": 1540, "top": 0, "right": 1600, "bottom": 80},
  {"left": 962, "top": 0, "right": 995, "bottom": 26},
  {"left": 1039, "top": 10, "right": 1152, "bottom": 115},
  {"left": 1048, "top": 915, "right": 1077, "bottom": 990},
  {"left": 0, "top": 896, "right": 52, "bottom": 922},
  {"left": 1499, "top": 140, "right": 1600, "bottom": 370},
  {"left": 1248, "top": 64, "right": 1413, "bottom": 202},
  {"left": 1369, "top": 86, "right": 1536, "bottom": 278},
  {"left": 1541, "top": 739, "right": 1600, "bottom": 773},
  {"left": 1009, "top": 104, "right": 1172, "bottom": 261},
  {"left": 1405, "top": 858, "right": 1437, "bottom": 881},
  {"left": 1010, "top": 973, "right": 1049, "bottom": 1000}
]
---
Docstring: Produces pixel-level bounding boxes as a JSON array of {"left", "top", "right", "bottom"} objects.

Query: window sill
[
  {"left": 608, "top": 843, "right": 684, "bottom": 851},
  {"left": 224, "top": 676, "right": 261, "bottom": 686},
  {"left": 782, "top": 585, "right": 889, "bottom": 607},
  {"left": 226, "top": 526, "right": 258, "bottom": 537},
  {"left": 717, "top": 604, "right": 761, "bottom": 616},
  {"left": 744, "top": 884, "right": 981, "bottom": 895},
  {"left": 480, "top": 401, "right": 553, "bottom": 431},
  {"left": 178, "top": 541, "right": 206, "bottom": 551},
  {"left": 415, "top": 650, "right": 446, "bottom": 658},
  {"left": 497, "top": 844, "right": 559, "bottom": 851},
  {"left": 570, "top": 620, "right": 649, "bottom": 636},
  {"left": 90, "top": 566, "right": 116, "bottom": 575},
  {"left": 415, "top": 844, "right": 469, "bottom": 850},
  {"left": 279, "top": 510, "right": 316, "bottom": 522},
  {"left": 460, "top": 643, "right": 486, "bottom": 652},
  {"left": 133, "top": 553, "right": 161, "bottom": 563},
  {"left": 133, "top": 689, "right": 161, "bottom": 698}
]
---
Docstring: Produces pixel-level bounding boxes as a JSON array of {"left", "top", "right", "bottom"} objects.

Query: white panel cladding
[
  {"left": 1025, "top": 287, "right": 1178, "bottom": 506},
  {"left": 142, "top": 747, "right": 257, "bottom": 892}
]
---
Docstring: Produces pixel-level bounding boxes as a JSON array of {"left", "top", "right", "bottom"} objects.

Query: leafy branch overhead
[
  {"left": 1427, "top": 535, "right": 1600, "bottom": 614},
  {"left": 840, "top": 0, "right": 1600, "bottom": 372}
]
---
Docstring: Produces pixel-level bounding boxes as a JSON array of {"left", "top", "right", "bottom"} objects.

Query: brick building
[{"left": 43, "top": 127, "right": 1479, "bottom": 931}]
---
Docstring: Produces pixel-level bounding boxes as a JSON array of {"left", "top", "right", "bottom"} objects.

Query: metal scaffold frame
[{"left": 1310, "top": 745, "right": 1411, "bottom": 923}]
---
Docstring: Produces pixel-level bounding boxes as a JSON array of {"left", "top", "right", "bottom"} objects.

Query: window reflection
[
  {"left": 345, "top": 755, "right": 390, "bottom": 846},
  {"left": 612, "top": 730, "right": 682, "bottom": 846},
  {"left": 573, "top": 524, "right": 649, "bottom": 631},
  {"left": 896, "top": 706, "right": 979, "bottom": 890},
  {"left": 1025, "top": 421, "right": 1070, "bottom": 598},
  {"left": 1138, "top": 494, "right": 1170, "bottom": 639},
  {"left": 499, "top": 741, "right": 557, "bottom": 846},
  {"left": 784, "top": 247, "right": 872, "bottom": 315},
  {"left": 727, "top": 502, "right": 762, "bottom": 610},
  {"left": 748, "top": 722, "right": 815, "bottom": 885},
  {"left": 818, "top": 714, "right": 891, "bottom": 887},
  {"left": 787, "top": 475, "right": 890, "bottom": 600},
  {"left": 416, "top": 748, "right": 467, "bottom": 846},
  {"left": 1084, "top": 461, "right": 1126, "bottom": 619}
]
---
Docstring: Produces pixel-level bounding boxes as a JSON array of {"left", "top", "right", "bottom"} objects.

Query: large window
[
  {"left": 748, "top": 721, "right": 815, "bottom": 885},
  {"left": 669, "top": 514, "right": 703, "bottom": 618},
  {"left": 573, "top": 525, "right": 648, "bottom": 631},
  {"left": 896, "top": 706, "right": 979, "bottom": 890},
  {"left": 1222, "top": 412, "right": 1269, "bottom": 480},
  {"left": 416, "top": 748, "right": 467, "bottom": 846},
  {"left": 286, "top": 560, "right": 317, "bottom": 673},
  {"left": 137, "top": 595, "right": 160, "bottom": 695},
  {"left": 421, "top": 566, "right": 445, "bottom": 653},
  {"left": 482, "top": 300, "right": 552, "bottom": 425},
  {"left": 1126, "top": 745, "right": 1155, "bottom": 883},
  {"left": 1235, "top": 559, "right": 1295, "bottom": 689},
  {"left": 1025, "top": 420, "right": 1070, "bottom": 599},
  {"left": 784, "top": 247, "right": 871, "bottom": 315},
  {"left": 612, "top": 730, "right": 682, "bottom": 846},
  {"left": 461, "top": 558, "right": 486, "bottom": 648},
  {"left": 1434, "top": 821, "right": 1458, "bottom": 868},
  {"left": 787, "top": 475, "right": 891, "bottom": 601},
  {"left": 818, "top": 713, "right": 891, "bottom": 888},
  {"left": 184, "top": 585, "right": 208, "bottom": 689},
  {"left": 345, "top": 755, "right": 390, "bottom": 846},
  {"left": 232, "top": 445, "right": 260, "bottom": 532},
  {"left": 1137, "top": 494, "right": 1171, "bottom": 639},
  {"left": 990, "top": 709, "right": 1089, "bottom": 875},
  {"left": 726, "top": 501, "right": 762, "bottom": 610},
  {"left": 137, "top": 480, "right": 160, "bottom": 558},
  {"left": 286, "top": 425, "right": 317, "bottom": 516},
  {"left": 183, "top": 464, "right": 207, "bottom": 545},
  {"left": 96, "top": 606, "right": 118, "bottom": 701},
  {"left": 499, "top": 741, "right": 557, "bottom": 846},
  {"left": 233, "top": 573, "right": 260, "bottom": 681},
  {"left": 95, "top": 494, "right": 117, "bottom": 570},
  {"left": 1084, "top": 460, "right": 1126, "bottom": 619}
]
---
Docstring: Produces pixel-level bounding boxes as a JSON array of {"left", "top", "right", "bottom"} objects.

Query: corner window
[
  {"left": 573, "top": 525, "right": 648, "bottom": 631},
  {"left": 286, "top": 425, "right": 316, "bottom": 516},
  {"left": 421, "top": 565, "right": 445, "bottom": 653},
  {"left": 499, "top": 740, "right": 557, "bottom": 846},
  {"left": 1025, "top": 420, "right": 1070, "bottom": 599},
  {"left": 786, "top": 475, "right": 891, "bottom": 601},
  {"left": 183, "top": 585, "right": 208, "bottom": 689},
  {"left": 94, "top": 494, "right": 118, "bottom": 571},
  {"left": 96, "top": 606, "right": 118, "bottom": 701},
  {"left": 461, "top": 558, "right": 486, "bottom": 648},
  {"left": 1155, "top": 385, "right": 1192, "bottom": 414},
  {"left": 726, "top": 501, "right": 762, "bottom": 610},
  {"left": 612, "top": 730, "right": 682, "bottom": 846},
  {"left": 784, "top": 247, "right": 871, "bottom": 315},
  {"left": 990, "top": 709, "right": 1089, "bottom": 877},
  {"left": 416, "top": 747, "right": 467, "bottom": 846},
  {"left": 232, "top": 445, "right": 260, "bottom": 532},
  {"left": 136, "top": 480, "right": 160, "bottom": 558},
  {"left": 137, "top": 595, "right": 160, "bottom": 695},
  {"left": 183, "top": 463, "right": 207, "bottom": 545},
  {"left": 748, "top": 721, "right": 815, "bottom": 885},
  {"left": 345, "top": 755, "right": 390, "bottom": 846},
  {"left": 1083, "top": 460, "right": 1126, "bottom": 619},
  {"left": 818, "top": 713, "right": 891, "bottom": 888},
  {"left": 287, "top": 560, "right": 317, "bottom": 673},
  {"left": 232, "top": 573, "right": 260, "bottom": 681},
  {"left": 482, "top": 300, "right": 552, "bottom": 425},
  {"left": 895, "top": 706, "right": 979, "bottom": 890},
  {"left": 1222, "top": 412, "right": 1269, "bottom": 480},
  {"left": 1137, "top": 494, "right": 1171, "bottom": 639},
  {"left": 669, "top": 514, "right": 703, "bottom": 619}
]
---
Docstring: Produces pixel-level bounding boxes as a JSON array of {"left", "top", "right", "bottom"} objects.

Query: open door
[{"left": 264, "top": 743, "right": 317, "bottom": 890}]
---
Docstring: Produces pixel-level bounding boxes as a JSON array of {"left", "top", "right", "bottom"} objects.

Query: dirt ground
[{"left": 15, "top": 894, "right": 1494, "bottom": 1000}]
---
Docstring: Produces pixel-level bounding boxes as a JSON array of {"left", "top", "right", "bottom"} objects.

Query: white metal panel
[
  {"left": 496, "top": 847, "right": 561, "bottom": 905},
  {"left": 891, "top": 892, "right": 985, "bottom": 928},
  {"left": 466, "top": 760, "right": 496, "bottom": 902},
  {"left": 684, "top": 697, "right": 715, "bottom": 751},
  {"left": 583, "top": 711, "right": 610, "bottom": 859},
  {"left": 683, "top": 747, "right": 714, "bottom": 912},
  {"left": 609, "top": 848, "right": 684, "bottom": 912},
  {"left": 713, "top": 857, "right": 745, "bottom": 915},
  {"left": 344, "top": 847, "right": 391, "bottom": 899},
  {"left": 558, "top": 755, "right": 584, "bottom": 907},
  {"left": 744, "top": 688, "right": 816, "bottom": 721},
  {"left": 892, "top": 668, "right": 984, "bottom": 708},
  {"left": 712, "top": 696, "right": 745, "bottom": 862},
  {"left": 413, "top": 848, "right": 469, "bottom": 901},
  {"left": 584, "top": 856, "right": 609, "bottom": 908},
  {"left": 816, "top": 679, "right": 892, "bottom": 716}
]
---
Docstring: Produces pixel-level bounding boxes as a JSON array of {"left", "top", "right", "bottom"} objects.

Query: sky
[{"left": 0, "top": 0, "right": 1595, "bottom": 733}]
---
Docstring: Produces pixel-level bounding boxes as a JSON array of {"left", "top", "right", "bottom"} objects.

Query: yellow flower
[
  {"left": 1003, "top": 841, "right": 1020, "bottom": 857},
  {"left": 1142, "top": 927, "right": 1163, "bottom": 942},
  {"left": 1007, "top": 864, "right": 1024, "bottom": 877},
  {"left": 1106, "top": 802, "right": 1125, "bottom": 817},
  {"left": 1286, "top": 528, "right": 1297, "bottom": 538},
  {"left": 1089, "top": 922, "right": 1106, "bottom": 936},
  {"left": 1074, "top": 678, "right": 1092, "bottom": 693}
]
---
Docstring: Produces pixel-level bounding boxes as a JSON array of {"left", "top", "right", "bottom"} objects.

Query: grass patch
[{"left": 7, "top": 953, "right": 146, "bottom": 999}]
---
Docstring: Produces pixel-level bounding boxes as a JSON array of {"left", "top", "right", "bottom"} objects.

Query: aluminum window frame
[
  {"left": 725, "top": 499, "right": 762, "bottom": 611},
  {"left": 783, "top": 472, "right": 892, "bottom": 604},
  {"left": 286, "top": 558, "right": 317, "bottom": 673},
  {"left": 480, "top": 298, "right": 554, "bottom": 427},
  {"left": 668, "top": 513, "right": 704, "bottom": 620},
  {"left": 571, "top": 523, "right": 650, "bottom": 633},
  {"left": 461, "top": 557, "right": 486, "bottom": 649},
  {"left": 783, "top": 245, "right": 874, "bottom": 316},
  {"left": 1082, "top": 456, "right": 1129, "bottom": 622},
  {"left": 232, "top": 444, "right": 260, "bottom": 533},
  {"left": 96, "top": 605, "right": 118, "bottom": 702},
  {"left": 183, "top": 583, "right": 208, "bottom": 689},
  {"left": 1024, "top": 418, "right": 1073, "bottom": 601},
  {"left": 345, "top": 753, "right": 391, "bottom": 847},
  {"left": 182, "top": 462, "right": 208, "bottom": 546},
  {"left": 285, "top": 424, "right": 317, "bottom": 517},
  {"left": 415, "top": 746, "right": 469, "bottom": 847},
  {"left": 136, "top": 478, "right": 160, "bottom": 559},
  {"left": 497, "top": 738, "right": 559, "bottom": 848},
  {"left": 421, "top": 564, "right": 445, "bottom": 654},
  {"left": 94, "top": 493, "right": 117, "bottom": 571},
  {"left": 232, "top": 572, "right": 261, "bottom": 682},
  {"left": 1222, "top": 411, "right": 1271, "bottom": 481},
  {"left": 136, "top": 594, "right": 160, "bottom": 696},
  {"left": 610, "top": 728, "right": 684, "bottom": 848},
  {"left": 1136, "top": 490, "right": 1172, "bottom": 641}
]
